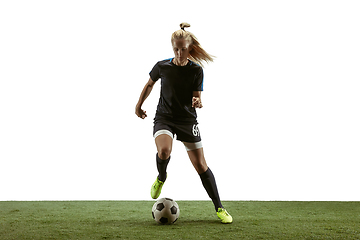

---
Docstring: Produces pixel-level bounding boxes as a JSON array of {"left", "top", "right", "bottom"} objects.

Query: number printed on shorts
[{"left": 192, "top": 124, "right": 200, "bottom": 137}]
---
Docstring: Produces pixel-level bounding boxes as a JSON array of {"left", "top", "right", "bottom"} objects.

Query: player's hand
[
  {"left": 135, "top": 106, "right": 147, "bottom": 119},
  {"left": 192, "top": 97, "right": 203, "bottom": 108}
]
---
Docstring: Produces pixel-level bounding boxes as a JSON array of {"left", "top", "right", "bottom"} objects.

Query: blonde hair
[{"left": 171, "top": 22, "right": 214, "bottom": 67}]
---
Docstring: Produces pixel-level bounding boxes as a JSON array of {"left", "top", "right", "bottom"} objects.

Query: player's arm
[
  {"left": 192, "top": 91, "right": 203, "bottom": 108},
  {"left": 135, "top": 78, "right": 156, "bottom": 119}
]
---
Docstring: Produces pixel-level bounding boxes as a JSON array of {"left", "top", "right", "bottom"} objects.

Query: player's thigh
[
  {"left": 153, "top": 120, "right": 175, "bottom": 160},
  {"left": 155, "top": 133, "right": 173, "bottom": 160},
  {"left": 187, "top": 147, "right": 208, "bottom": 174}
]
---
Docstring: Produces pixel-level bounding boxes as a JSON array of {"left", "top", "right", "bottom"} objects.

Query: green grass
[{"left": 0, "top": 201, "right": 359, "bottom": 239}]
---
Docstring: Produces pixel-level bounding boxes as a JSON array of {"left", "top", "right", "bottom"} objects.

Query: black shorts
[{"left": 153, "top": 116, "right": 201, "bottom": 143}]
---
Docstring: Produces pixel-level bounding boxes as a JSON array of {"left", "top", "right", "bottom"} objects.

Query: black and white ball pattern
[{"left": 152, "top": 198, "right": 180, "bottom": 224}]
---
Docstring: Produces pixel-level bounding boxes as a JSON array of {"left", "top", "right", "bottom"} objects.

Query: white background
[{"left": 1, "top": 0, "right": 359, "bottom": 201}]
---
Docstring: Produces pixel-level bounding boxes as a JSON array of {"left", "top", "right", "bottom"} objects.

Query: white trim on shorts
[
  {"left": 154, "top": 130, "right": 174, "bottom": 139},
  {"left": 154, "top": 130, "right": 202, "bottom": 151},
  {"left": 182, "top": 141, "right": 203, "bottom": 151}
]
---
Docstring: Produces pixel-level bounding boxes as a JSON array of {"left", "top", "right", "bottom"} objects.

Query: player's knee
[
  {"left": 158, "top": 147, "right": 171, "bottom": 160},
  {"left": 195, "top": 162, "right": 208, "bottom": 174}
]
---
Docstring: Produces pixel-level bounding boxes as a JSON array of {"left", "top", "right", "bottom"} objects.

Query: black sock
[
  {"left": 199, "top": 168, "right": 223, "bottom": 211},
  {"left": 156, "top": 153, "right": 170, "bottom": 182}
]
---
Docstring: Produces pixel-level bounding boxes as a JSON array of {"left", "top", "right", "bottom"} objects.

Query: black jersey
[{"left": 149, "top": 58, "right": 204, "bottom": 122}]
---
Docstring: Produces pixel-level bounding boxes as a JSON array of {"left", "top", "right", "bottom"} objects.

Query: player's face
[{"left": 172, "top": 39, "right": 192, "bottom": 61}]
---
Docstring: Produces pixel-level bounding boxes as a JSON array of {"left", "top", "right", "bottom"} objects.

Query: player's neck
[{"left": 173, "top": 58, "right": 188, "bottom": 66}]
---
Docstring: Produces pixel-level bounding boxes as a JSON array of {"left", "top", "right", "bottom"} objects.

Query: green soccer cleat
[
  {"left": 150, "top": 176, "right": 165, "bottom": 199},
  {"left": 217, "top": 208, "right": 233, "bottom": 224}
]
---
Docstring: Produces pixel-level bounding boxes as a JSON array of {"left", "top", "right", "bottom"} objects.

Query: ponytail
[{"left": 171, "top": 22, "right": 215, "bottom": 67}]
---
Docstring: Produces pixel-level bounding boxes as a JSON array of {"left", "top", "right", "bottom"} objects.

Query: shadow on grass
[
  {"left": 176, "top": 219, "right": 220, "bottom": 225},
  {"left": 109, "top": 218, "right": 222, "bottom": 229}
]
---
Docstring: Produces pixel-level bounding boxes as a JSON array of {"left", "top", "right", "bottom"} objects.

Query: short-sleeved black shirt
[{"left": 149, "top": 58, "right": 204, "bottom": 123}]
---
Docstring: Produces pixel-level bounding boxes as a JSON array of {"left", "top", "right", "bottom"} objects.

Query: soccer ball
[{"left": 152, "top": 198, "right": 180, "bottom": 224}]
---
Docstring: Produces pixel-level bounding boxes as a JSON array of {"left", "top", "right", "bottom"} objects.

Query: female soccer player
[{"left": 135, "top": 23, "right": 232, "bottom": 224}]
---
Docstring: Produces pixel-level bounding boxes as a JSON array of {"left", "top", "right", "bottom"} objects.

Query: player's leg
[
  {"left": 186, "top": 146, "right": 221, "bottom": 208},
  {"left": 155, "top": 133, "right": 173, "bottom": 181},
  {"left": 151, "top": 129, "right": 174, "bottom": 199},
  {"left": 185, "top": 144, "right": 232, "bottom": 223},
  {"left": 186, "top": 146, "right": 207, "bottom": 174}
]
